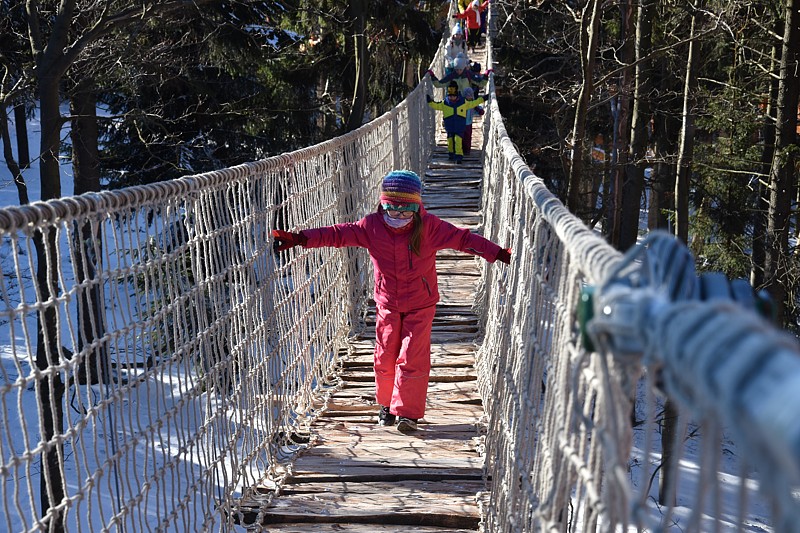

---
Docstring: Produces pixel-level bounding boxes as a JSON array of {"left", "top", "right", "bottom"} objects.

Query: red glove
[
  {"left": 426, "top": 69, "right": 435, "bottom": 78},
  {"left": 496, "top": 248, "right": 511, "bottom": 264},
  {"left": 272, "top": 229, "right": 307, "bottom": 252}
]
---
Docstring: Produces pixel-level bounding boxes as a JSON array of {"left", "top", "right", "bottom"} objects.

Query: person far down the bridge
[
  {"left": 426, "top": 81, "right": 487, "bottom": 164},
  {"left": 272, "top": 170, "right": 511, "bottom": 433},
  {"left": 428, "top": 54, "right": 491, "bottom": 97}
]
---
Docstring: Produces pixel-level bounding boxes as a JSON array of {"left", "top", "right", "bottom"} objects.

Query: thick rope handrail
[
  {"left": 0, "top": 104, "right": 429, "bottom": 232},
  {"left": 585, "top": 231, "right": 800, "bottom": 530}
]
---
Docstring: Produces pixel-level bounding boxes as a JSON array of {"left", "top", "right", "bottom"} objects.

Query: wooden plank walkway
[{"left": 236, "top": 43, "right": 491, "bottom": 533}]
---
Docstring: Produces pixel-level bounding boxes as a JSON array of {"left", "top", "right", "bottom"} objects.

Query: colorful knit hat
[{"left": 380, "top": 170, "right": 422, "bottom": 211}]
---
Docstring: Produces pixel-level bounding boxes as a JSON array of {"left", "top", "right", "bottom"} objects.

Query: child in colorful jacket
[
  {"left": 445, "top": 24, "right": 467, "bottom": 73},
  {"left": 426, "top": 82, "right": 486, "bottom": 163},
  {"left": 462, "top": 87, "right": 485, "bottom": 156},
  {"left": 272, "top": 170, "right": 511, "bottom": 433},
  {"left": 428, "top": 56, "right": 490, "bottom": 96}
]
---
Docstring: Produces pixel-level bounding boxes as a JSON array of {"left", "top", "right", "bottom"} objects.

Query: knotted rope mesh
[{"left": 0, "top": 85, "right": 437, "bottom": 531}]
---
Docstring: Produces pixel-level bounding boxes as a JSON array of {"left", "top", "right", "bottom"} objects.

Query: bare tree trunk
[
  {"left": 752, "top": 44, "right": 779, "bottom": 289},
  {"left": 608, "top": 0, "right": 635, "bottom": 247},
  {"left": 659, "top": 400, "right": 680, "bottom": 506},
  {"left": 649, "top": 90, "right": 680, "bottom": 232},
  {"left": 344, "top": 0, "right": 368, "bottom": 132},
  {"left": 71, "top": 89, "right": 100, "bottom": 197},
  {"left": 70, "top": 87, "right": 109, "bottom": 386},
  {"left": 618, "top": 0, "right": 654, "bottom": 251},
  {"left": 14, "top": 102, "right": 31, "bottom": 169},
  {"left": 29, "top": 0, "right": 75, "bottom": 525},
  {"left": 567, "top": 0, "right": 602, "bottom": 219},
  {"left": 35, "top": 70, "right": 68, "bottom": 533},
  {"left": 1, "top": 106, "right": 30, "bottom": 204},
  {"left": 764, "top": 0, "right": 800, "bottom": 325},
  {"left": 675, "top": 4, "right": 702, "bottom": 245}
]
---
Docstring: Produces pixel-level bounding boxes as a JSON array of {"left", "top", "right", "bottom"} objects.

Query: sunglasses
[{"left": 385, "top": 209, "right": 415, "bottom": 219}]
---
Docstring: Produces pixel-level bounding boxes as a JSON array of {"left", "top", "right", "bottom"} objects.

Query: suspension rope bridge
[{"left": 1, "top": 4, "right": 799, "bottom": 532}]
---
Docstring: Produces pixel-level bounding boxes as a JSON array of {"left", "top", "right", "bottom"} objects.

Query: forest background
[{"left": 2, "top": 0, "right": 800, "bottom": 331}]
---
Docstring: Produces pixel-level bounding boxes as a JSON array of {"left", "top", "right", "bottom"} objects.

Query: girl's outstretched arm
[
  {"left": 302, "top": 219, "right": 371, "bottom": 249},
  {"left": 426, "top": 215, "right": 509, "bottom": 263}
]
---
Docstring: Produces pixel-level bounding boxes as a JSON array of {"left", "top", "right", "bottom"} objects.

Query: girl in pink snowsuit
[{"left": 272, "top": 170, "right": 510, "bottom": 432}]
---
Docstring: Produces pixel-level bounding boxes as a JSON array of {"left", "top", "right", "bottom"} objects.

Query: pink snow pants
[{"left": 373, "top": 304, "right": 437, "bottom": 420}]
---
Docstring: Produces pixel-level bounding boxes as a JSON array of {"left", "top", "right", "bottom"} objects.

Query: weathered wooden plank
[
  {"left": 283, "top": 439, "right": 484, "bottom": 478},
  {"left": 281, "top": 464, "right": 482, "bottom": 481},
  {"left": 235, "top": 489, "right": 480, "bottom": 529},
  {"left": 345, "top": 341, "right": 477, "bottom": 353},
  {"left": 278, "top": 479, "right": 484, "bottom": 496},
  {"left": 332, "top": 381, "right": 480, "bottom": 404},
  {"left": 342, "top": 356, "right": 476, "bottom": 370},
  {"left": 292, "top": 447, "right": 483, "bottom": 469},
  {"left": 343, "top": 368, "right": 476, "bottom": 383},
  {"left": 256, "top": 519, "right": 481, "bottom": 532},
  {"left": 426, "top": 195, "right": 481, "bottom": 204},
  {"left": 436, "top": 264, "right": 483, "bottom": 276},
  {"left": 296, "top": 418, "right": 483, "bottom": 443},
  {"left": 352, "top": 353, "right": 475, "bottom": 364},
  {"left": 355, "top": 322, "right": 479, "bottom": 336},
  {"left": 344, "top": 338, "right": 477, "bottom": 350},
  {"left": 426, "top": 182, "right": 480, "bottom": 190},
  {"left": 424, "top": 168, "right": 483, "bottom": 178}
]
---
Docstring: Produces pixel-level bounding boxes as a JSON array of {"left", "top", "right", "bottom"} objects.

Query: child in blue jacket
[{"left": 426, "top": 82, "right": 486, "bottom": 164}]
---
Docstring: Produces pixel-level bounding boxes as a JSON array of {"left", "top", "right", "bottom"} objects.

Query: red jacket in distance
[
  {"left": 302, "top": 206, "right": 504, "bottom": 312},
  {"left": 454, "top": 1, "right": 489, "bottom": 30}
]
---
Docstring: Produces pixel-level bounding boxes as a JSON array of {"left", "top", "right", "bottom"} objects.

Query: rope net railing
[
  {"left": 474, "top": 10, "right": 800, "bottom": 532},
  {"left": 0, "top": 55, "right": 442, "bottom": 529}
]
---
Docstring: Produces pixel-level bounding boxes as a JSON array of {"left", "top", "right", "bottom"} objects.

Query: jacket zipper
[
  {"left": 408, "top": 244, "right": 413, "bottom": 269},
  {"left": 422, "top": 276, "right": 432, "bottom": 296}
]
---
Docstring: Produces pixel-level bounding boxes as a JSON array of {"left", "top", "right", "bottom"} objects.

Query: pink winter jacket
[{"left": 302, "top": 206, "right": 504, "bottom": 313}]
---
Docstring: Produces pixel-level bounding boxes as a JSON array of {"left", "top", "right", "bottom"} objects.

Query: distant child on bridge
[
  {"left": 428, "top": 55, "right": 490, "bottom": 96},
  {"left": 272, "top": 170, "right": 510, "bottom": 433},
  {"left": 462, "top": 87, "right": 484, "bottom": 156},
  {"left": 427, "top": 82, "right": 486, "bottom": 163}
]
